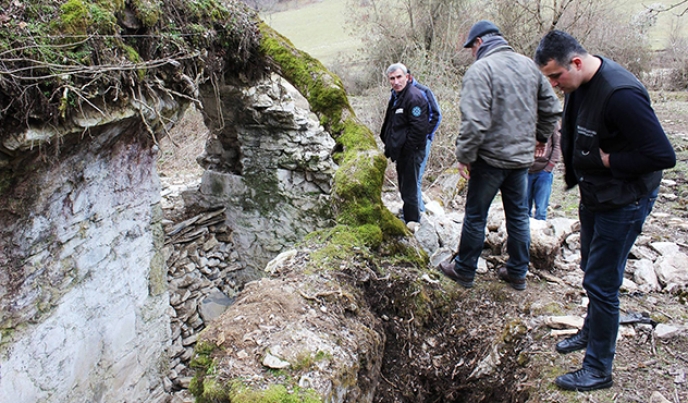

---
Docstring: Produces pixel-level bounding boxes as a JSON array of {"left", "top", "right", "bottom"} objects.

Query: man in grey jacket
[{"left": 440, "top": 20, "right": 561, "bottom": 290}]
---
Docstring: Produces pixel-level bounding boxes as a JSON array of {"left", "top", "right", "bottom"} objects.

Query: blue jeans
[
  {"left": 527, "top": 170, "right": 553, "bottom": 220},
  {"left": 452, "top": 159, "right": 530, "bottom": 280},
  {"left": 417, "top": 139, "right": 432, "bottom": 212},
  {"left": 578, "top": 188, "right": 657, "bottom": 376}
]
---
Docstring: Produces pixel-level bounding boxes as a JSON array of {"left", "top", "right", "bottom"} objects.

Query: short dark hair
[{"left": 534, "top": 30, "right": 588, "bottom": 68}]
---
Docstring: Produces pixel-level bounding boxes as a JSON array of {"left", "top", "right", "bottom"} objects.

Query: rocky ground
[{"left": 368, "top": 91, "right": 688, "bottom": 403}]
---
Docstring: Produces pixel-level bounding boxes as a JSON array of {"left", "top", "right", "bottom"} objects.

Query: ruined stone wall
[{"left": 189, "top": 73, "right": 337, "bottom": 272}]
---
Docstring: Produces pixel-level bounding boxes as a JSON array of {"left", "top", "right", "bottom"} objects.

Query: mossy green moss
[
  {"left": 332, "top": 146, "right": 393, "bottom": 237},
  {"left": 132, "top": 0, "right": 162, "bottom": 27},
  {"left": 185, "top": 0, "right": 230, "bottom": 22},
  {"left": 308, "top": 224, "right": 383, "bottom": 263},
  {"left": 191, "top": 372, "right": 322, "bottom": 403},
  {"left": 258, "top": 23, "right": 350, "bottom": 129},
  {"left": 52, "top": 0, "right": 120, "bottom": 37},
  {"left": 189, "top": 340, "right": 217, "bottom": 371},
  {"left": 121, "top": 44, "right": 142, "bottom": 63},
  {"left": 191, "top": 377, "right": 231, "bottom": 403},
  {"left": 230, "top": 384, "right": 322, "bottom": 403},
  {"left": 55, "top": 0, "right": 90, "bottom": 36},
  {"left": 378, "top": 208, "right": 407, "bottom": 237},
  {"left": 189, "top": 340, "right": 226, "bottom": 401},
  {"left": 88, "top": 1, "right": 119, "bottom": 32},
  {"left": 335, "top": 118, "right": 378, "bottom": 153}
]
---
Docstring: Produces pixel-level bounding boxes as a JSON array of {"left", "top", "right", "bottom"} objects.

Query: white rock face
[
  {"left": 654, "top": 252, "right": 688, "bottom": 287},
  {"left": 0, "top": 102, "right": 179, "bottom": 403}
]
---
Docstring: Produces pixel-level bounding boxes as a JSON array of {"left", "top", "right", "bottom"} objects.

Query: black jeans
[{"left": 396, "top": 146, "right": 425, "bottom": 223}]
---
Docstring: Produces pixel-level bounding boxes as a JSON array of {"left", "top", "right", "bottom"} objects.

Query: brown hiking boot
[
  {"left": 497, "top": 267, "right": 526, "bottom": 291},
  {"left": 439, "top": 260, "right": 474, "bottom": 288}
]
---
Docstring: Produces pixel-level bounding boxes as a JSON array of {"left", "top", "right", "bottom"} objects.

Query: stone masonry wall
[{"left": 190, "top": 73, "right": 337, "bottom": 272}]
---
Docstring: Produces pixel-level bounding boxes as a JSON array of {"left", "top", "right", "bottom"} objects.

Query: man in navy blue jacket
[
  {"left": 408, "top": 69, "right": 442, "bottom": 213},
  {"left": 380, "top": 63, "right": 430, "bottom": 229},
  {"left": 535, "top": 30, "right": 676, "bottom": 392}
]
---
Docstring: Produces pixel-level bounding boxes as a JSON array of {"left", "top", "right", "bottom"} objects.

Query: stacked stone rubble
[{"left": 161, "top": 207, "right": 251, "bottom": 394}]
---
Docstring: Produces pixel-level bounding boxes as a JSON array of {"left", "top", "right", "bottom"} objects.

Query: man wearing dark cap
[{"left": 440, "top": 21, "right": 561, "bottom": 290}]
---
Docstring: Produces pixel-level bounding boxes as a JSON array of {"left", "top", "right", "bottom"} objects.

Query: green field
[
  {"left": 262, "top": 0, "right": 688, "bottom": 63},
  {"left": 261, "top": 0, "right": 363, "bottom": 66}
]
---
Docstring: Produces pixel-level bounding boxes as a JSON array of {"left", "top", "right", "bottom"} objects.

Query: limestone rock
[
  {"left": 650, "top": 391, "right": 672, "bottom": 403},
  {"left": 654, "top": 251, "right": 688, "bottom": 287},
  {"left": 654, "top": 324, "right": 682, "bottom": 339},
  {"left": 631, "top": 258, "right": 661, "bottom": 292},
  {"left": 262, "top": 352, "right": 291, "bottom": 369},
  {"left": 544, "top": 315, "right": 585, "bottom": 330}
]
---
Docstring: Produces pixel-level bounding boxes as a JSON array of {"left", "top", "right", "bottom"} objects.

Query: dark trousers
[
  {"left": 397, "top": 147, "right": 425, "bottom": 223},
  {"left": 578, "top": 188, "right": 657, "bottom": 375},
  {"left": 453, "top": 158, "right": 530, "bottom": 280}
]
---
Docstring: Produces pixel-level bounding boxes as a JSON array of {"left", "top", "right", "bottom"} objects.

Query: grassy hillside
[
  {"left": 619, "top": 0, "right": 688, "bottom": 49},
  {"left": 260, "top": 0, "right": 362, "bottom": 66}
]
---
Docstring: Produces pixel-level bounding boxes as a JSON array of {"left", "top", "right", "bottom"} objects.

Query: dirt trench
[{"left": 339, "top": 260, "right": 534, "bottom": 403}]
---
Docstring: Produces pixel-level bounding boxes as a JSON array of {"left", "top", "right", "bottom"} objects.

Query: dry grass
[{"left": 157, "top": 105, "right": 207, "bottom": 178}]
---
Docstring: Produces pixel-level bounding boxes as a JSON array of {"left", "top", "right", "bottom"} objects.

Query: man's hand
[
  {"left": 600, "top": 149, "right": 610, "bottom": 168},
  {"left": 459, "top": 162, "right": 471, "bottom": 180},
  {"left": 534, "top": 141, "right": 546, "bottom": 158}
]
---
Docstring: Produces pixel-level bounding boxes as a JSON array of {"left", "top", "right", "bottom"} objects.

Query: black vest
[{"left": 561, "top": 57, "right": 662, "bottom": 211}]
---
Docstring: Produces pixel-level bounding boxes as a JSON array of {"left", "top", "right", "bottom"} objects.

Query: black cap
[{"left": 463, "top": 20, "right": 500, "bottom": 48}]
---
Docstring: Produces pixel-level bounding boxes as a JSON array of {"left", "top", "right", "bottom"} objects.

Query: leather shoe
[
  {"left": 556, "top": 331, "right": 588, "bottom": 354},
  {"left": 555, "top": 368, "right": 613, "bottom": 391},
  {"left": 497, "top": 267, "right": 526, "bottom": 291},
  {"left": 439, "top": 260, "right": 474, "bottom": 288}
]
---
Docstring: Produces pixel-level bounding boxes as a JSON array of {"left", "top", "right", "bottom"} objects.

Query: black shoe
[
  {"left": 497, "top": 267, "right": 526, "bottom": 291},
  {"left": 555, "top": 368, "right": 613, "bottom": 391},
  {"left": 439, "top": 260, "right": 474, "bottom": 288},
  {"left": 556, "top": 331, "right": 588, "bottom": 354}
]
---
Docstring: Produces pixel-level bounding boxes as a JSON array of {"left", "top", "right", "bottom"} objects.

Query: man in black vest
[
  {"left": 534, "top": 31, "right": 676, "bottom": 392},
  {"left": 380, "top": 63, "right": 430, "bottom": 231}
]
